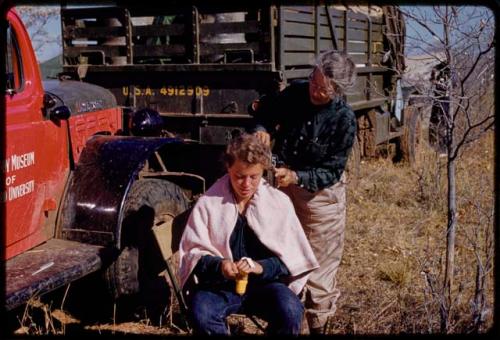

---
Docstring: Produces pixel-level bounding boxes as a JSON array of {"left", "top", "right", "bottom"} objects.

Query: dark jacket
[{"left": 250, "top": 81, "right": 357, "bottom": 192}]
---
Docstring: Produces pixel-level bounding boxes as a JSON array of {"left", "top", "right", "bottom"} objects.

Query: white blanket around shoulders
[{"left": 178, "top": 174, "right": 319, "bottom": 294}]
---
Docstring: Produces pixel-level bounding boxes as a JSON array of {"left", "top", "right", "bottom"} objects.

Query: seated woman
[{"left": 178, "top": 133, "right": 318, "bottom": 335}]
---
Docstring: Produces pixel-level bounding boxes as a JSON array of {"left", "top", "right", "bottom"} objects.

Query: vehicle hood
[{"left": 43, "top": 79, "right": 118, "bottom": 115}]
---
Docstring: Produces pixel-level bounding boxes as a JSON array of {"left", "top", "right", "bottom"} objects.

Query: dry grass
[
  {"left": 330, "top": 131, "right": 495, "bottom": 334},
  {"left": 7, "top": 132, "right": 494, "bottom": 336}
]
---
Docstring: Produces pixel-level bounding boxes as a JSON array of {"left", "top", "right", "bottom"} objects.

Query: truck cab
[
  {"left": 5, "top": 8, "right": 72, "bottom": 259},
  {"left": 4, "top": 9, "right": 122, "bottom": 260},
  {"left": 4, "top": 8, "right": 193, "bottom": 317}
]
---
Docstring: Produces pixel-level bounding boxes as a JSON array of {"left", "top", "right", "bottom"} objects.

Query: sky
[
  {"left": 18, "top": 7, "right": 61, "bottom": 62},
  {"left": 401, "top": 6, "right": 494, "bottom": 57}
]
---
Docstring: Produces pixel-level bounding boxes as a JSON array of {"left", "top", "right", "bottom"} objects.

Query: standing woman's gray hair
[{"left": 315, "top": 50, "right": 357, "bottom": 97}]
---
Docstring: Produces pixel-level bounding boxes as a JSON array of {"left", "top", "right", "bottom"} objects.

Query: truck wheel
[
  {"left": 400, "top": 106, "right": 426, "bottom": 166},
  {"left": 104, "top": 178, "right": 190, "bottom": 322}
]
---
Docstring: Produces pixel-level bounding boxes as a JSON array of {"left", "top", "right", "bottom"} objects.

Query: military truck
[{"left": 60, "top": 1, "right": 423, "bottom": 173}]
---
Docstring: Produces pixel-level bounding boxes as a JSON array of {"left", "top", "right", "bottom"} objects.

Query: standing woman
[{"left": 250, "top": 50, "right": 357, "bottom": 334}]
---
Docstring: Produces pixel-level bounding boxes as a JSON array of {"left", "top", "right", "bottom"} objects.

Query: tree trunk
[
  {"left": 471, "top": 261, "right": 485, "bottom": 332},
  {"left": 441, "top": 157, "right": 457, "bottom": 332}
]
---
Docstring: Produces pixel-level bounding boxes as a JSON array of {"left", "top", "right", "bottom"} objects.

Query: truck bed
[{"left": 6, "top": 239, "right": 107, "bottom": 311}]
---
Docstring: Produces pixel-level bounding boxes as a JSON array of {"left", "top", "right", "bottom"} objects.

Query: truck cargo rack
[{"left": 61, "top": 2, "right": 407, "bottom": 152}]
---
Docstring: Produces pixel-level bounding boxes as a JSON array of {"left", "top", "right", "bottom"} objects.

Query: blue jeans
[{"left": 188, "top": 282, "right": 304, "bottom": 335}]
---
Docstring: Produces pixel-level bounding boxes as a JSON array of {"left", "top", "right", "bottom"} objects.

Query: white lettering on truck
[
  {"left": 8, "top": 180, "right": 35, "bottom": 200},
  {"left": 2, "top": 151, "right": 36, "bottom": 202},
  {"left": 11, "top": 152, "right": 35, "bottom": 171}
]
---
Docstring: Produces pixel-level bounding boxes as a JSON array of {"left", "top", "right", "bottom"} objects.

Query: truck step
[{"left": 6, "top": 239, "right": 105, "bottom": 311}]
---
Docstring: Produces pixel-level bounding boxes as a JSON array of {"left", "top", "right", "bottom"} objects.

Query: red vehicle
[{"left": 3, "top": 7, "right": 204, "bottom": 318}]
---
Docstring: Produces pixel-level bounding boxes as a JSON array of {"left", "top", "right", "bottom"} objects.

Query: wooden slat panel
[
  {"left": 283, "top": 21, "right": 315, "bottom": 37},
  {"left": 283, "top": 10, "right": 314, "bottom": 23},
  {"left": 327, "top": 8, "right": 345, "bottom": 18},
  {"left": 345, "top": 19, "right": 368, "bottom": 30},
  {"left": 284, "top": 37, "right": 315, "bottom": 51},
  {"left": 200, "top": 21, "right": 259, "bottom": 35},
  {"left": 345, "top": 52, "right": 384, "bottom": 65},
  {"left": 330, "top": 28, "right": 383, "bottom": 42},
  {"left": 321, "top": 10, "right": 384, "bottom": 24},
  {"left": 349, "top": 74, "right": 386, "bottom": 103},
  {"left": 372, "top": 22, "right": 384, "bottom": 32},
  {"left": 348, "top": 53, "right": 368, "bottom": 65},
  {"left": 133, "top": 44, "right": 185, "bottom": 57},
  {"left": 369, "top": 53, "right": 384, "bottom": 65},
  {"left": 200, "top": 42, "right": 260, "bottom": 55},
  {"left": 346, "top": 92, "right": 366, "bottom": 103},
  {"left": 319, "top": 39, "right": 334, "bottom": 51},
  {"left": 133, "top": 24, "right": 185, "bottom": 37},
  {"left": 325, "top": 15, "right": 344, "bottom": 30},
  {"left": 356, "top": 66, "right": 391, "bottom": 74},
  {"left": 345, "top": 41, "right": 368, "bottom": 53},
  {"left": 321, "top": 15, "right": 368, "bottom": 26},
  {"left": 285, "top": 23, "right": 383, "bottom": 46},
  {"left": 346, "top": 20, "right": 383, "bottom": 31},
  {"left": 370, "top": 74, "right": 385, "bottom": 97},
  {"left": 349, "top": 98, "right": 388, "bottom": 112},
  {"left": 347, "top": 11, "right": 383, "bottom": 24},
  {"left": 63, "top": 63, "right": 274, "bottom": 72},
  {"left": 317, "top": 25, "right": 380, "bottom": 46},
  {"left": 318, "top": 8, "right": 343, "bottom": 19},
  {"left": 319, "top": 17, "right": 382, "bottom": 32},
  {"left": 62, "top": 6, "right": 127, "bottom": 20},
  {"left": 283, "top": 52, "right": 316, "bottom": 67},
  {"left": 282, "top": 6, "right": 314, "bottom": 14},
  {"left": 348, "top": 11, "right": 374, "bottom": 22},
  {"left": 65, "top": 45, "right": 126, "bottom": 58},
  {"left": 318, "top": 41, "right": 368, "bottom": 54},
  {"left": 284, "top": 68, "right": 312, "bottom": 80},
  {"left": 317, "top": 15, "right": 330, "bottom": 26},
  {"left": 63, "top": 26, "right": 125, "bottom": 39},
  {"left": 318, "top": 25, "right": 332, "bottom": 38},
  {"left": 353, "top": 74, "right": 367, "bottom": 89},
  {"left": 285, "top": 22, "right": 384, "bottom": 42},
  {"left": 372, "top": 23, "right": 384, "bottom": 33},
  {"left": 318, "top": 29, "right": 383, "bottom": 46}
]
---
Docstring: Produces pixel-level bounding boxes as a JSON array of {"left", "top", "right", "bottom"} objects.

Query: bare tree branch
[{"left": 401, "top": 9, "right": 446, "bottom": 46}]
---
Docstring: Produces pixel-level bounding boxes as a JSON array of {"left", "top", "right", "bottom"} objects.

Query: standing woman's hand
[
  {"left": 274, "top": 168, "right": 299, "bottom": 188},
  {"left": 254, "top": 131, "right": 271, "bottom": 147}
]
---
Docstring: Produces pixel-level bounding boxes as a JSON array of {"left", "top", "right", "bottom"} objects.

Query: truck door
[{"left": 4, "top": 11, "right": 70, "bottom": 259}]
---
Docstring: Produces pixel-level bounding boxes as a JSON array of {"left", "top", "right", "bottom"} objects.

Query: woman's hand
[
  {"left": 221, "top": 259, "right": 239, "bottom": 279},
  {"left": 274, "top": 168, "right": 298, "bottom": 188},
  {"left": 254, "top": 131, "right": 271, "bottom": 147},
  {"left": 236, "top": 258, "right": 263, "bottom": 275}
]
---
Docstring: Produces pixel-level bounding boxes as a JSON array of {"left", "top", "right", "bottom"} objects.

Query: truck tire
[
  {"left": 104, "top": 178, "right": 190, "bottom": 322},
  {"left": 400, "top": 106, "right": 425, "bottom": 166}
]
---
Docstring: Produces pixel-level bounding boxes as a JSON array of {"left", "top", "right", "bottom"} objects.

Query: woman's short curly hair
[{"left": 223, "top": 133, "right": 272, "bottom": 169}]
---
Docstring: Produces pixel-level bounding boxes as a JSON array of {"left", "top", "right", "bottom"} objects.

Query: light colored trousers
[{"left": 281, "top": 174, "right": 346, "bottom": 330}]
